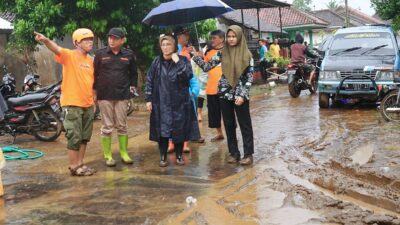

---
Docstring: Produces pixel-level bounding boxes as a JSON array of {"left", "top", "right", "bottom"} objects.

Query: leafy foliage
[
  {"left": 292, "top": 0, "right": 313, "bottom": 12},
  {"left": 0, "top": 0, "right": 217, "bottom": 67},
  {"left": 371, "top": 0, "right": 400, "bottom": 30},
  {"left": 325, "top": 0, "right": 339, "bottom": 10}
]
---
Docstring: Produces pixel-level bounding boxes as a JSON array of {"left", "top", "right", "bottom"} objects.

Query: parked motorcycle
[
  {"left": 0, "top": 86, "right": 62, "bottom": 142},
  {"left": 126, "top": 87, "right": 139, "bottom": 116},
  {"left": 287, "top": 58, "right": 318, "bottom": 98},
  {"left": 379, "top": 77, "right": 400, "bottom": 122},
  {"left": 0, "top": 65, "right": 62, "bottom": 142},
  {"left": 22, "top": 64, "right": 41, "bottom": 93},
  {"left": 0, "top": 65, "right": 17, "bottom": 99},
  {"left": 24, "top": 81, "right": 62, "bottom": 120}
]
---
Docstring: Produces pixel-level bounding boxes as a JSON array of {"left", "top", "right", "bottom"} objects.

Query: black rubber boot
[
  {"left": 159, "top": 137, "right": 169, "bottom": 167},
  {"left": 175, "top": 142, "right": 185, "bottom": 166}
]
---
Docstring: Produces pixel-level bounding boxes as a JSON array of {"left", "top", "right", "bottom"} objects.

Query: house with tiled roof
[
  {"left": 220, "top": 4, "right": 389, "bottom": 50},
  {"left": 0, "top": 12, "right": 15, "bottom": 23},
  {"left": 219, "top": 9, "right": 283, "bottom": 40},
  {"left": 220, "top": 7, "right": 329, "bottom": 48},
  {"left": 310, "top": 9, "right": 352, "bottom": 45},
  {"left": 372, "top": 14, "right": 391, "bottom": 25},
  {"left": 335, "top": 6, "right": 384, "bottom": 26},
  {"left": 0, "top": 12, "right": 13, "bottom": 34},
  {"left": 310, "top": 6, "right": 387, "bottom": 46}
]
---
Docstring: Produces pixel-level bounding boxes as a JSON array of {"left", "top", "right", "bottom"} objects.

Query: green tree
[
  {"left": 371, "top": 0, "right": 399, "bottom": 30},
  {"left": 190, "top": 19, "right": 217, "bottom": 46},
  {"left": 0, "top": 0, "right": 217, "bottom": 68},
  {"left": 325, "top": 0, "right": 339, "bottom": 10},
  {"left": 292, "top": 0, "right": 313, "bottom": 12}
]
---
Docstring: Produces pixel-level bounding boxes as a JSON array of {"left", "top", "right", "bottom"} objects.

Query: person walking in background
[
  {"left": 258, "top": 38, "right": 269, "bottom": 80},
  {"left": 270, "top": 38, "right": 281, "bottom": 58},
  {"left": 94, "top": 28, "right": 138, "bottom": 167},
  {"left": 35, "top": 29, "right": 96, "bottom": 176},
  {"left": 192, "top": 25, "right": 255, "bottom": 165},
  {"left": 266, "top": 37, "right": 271, "bottom": 48},
  {"left": 145, "top": 34, "right": 199, "bottom": 167}
]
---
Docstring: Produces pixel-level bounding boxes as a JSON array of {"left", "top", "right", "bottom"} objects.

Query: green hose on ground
[{"left": 1, "top": 146, "right": 44, "bottom": 160}]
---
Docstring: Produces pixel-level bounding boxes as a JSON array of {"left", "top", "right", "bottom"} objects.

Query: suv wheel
[{"left": 319, "top": 93, "right": 330, "bottom": 108}]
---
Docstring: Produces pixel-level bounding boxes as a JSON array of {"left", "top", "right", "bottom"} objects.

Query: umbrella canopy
[{"left": 142, "top": 0, "right": 233, "bottom": 26}]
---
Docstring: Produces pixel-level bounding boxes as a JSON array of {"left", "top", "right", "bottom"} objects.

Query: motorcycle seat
[
  {"left": 24, "top": 82, "right": 60, "bottom": 95},
  {"left": 7, "top": 93, "right": 48, "bottom": 106}
]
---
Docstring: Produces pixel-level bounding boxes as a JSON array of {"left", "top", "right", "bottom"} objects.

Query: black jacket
[
  {"left": 94, "top": 47, "right": 138, "bottom": 100},
  {"left": 145, "top": 55, "right": 200, "bottom": 143}
]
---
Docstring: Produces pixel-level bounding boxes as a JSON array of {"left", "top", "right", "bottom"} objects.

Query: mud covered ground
[{"left": 1, "top": 85, "right": 399, "bottom": 225}]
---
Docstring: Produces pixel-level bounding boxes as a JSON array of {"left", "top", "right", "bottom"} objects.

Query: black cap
[
  {"left": 107, "top": 28, "right": 125, "bottom": 38},
  {"left": 174, "top": 26, "right": 189, "bottom": 35}
]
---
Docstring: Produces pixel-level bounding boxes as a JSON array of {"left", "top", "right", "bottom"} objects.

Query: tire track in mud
[
  {"left": 164, "top": 86, "right": 400, "bottom": 224},
  {"left": 250, "top": 87, "right": 400, "bottom": 223},
  {"left": 287, "top": 104, "right": 400, "bottom": 220}
]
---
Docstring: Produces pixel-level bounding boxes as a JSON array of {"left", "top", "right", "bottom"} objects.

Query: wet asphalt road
[{"left": 1, "top": 85, "right": 399, "bottom": 225}]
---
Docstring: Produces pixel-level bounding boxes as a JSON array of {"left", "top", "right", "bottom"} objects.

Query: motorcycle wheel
[
  {"left": 380, "top": 90, "right": 400, "bottom": 122},
  {"left": 288, "top": 80, "right": 301, "bottom": 98},
  {"left": 309, "top": 79, "right": 317, "bottom": 94},
  {"left": 28, "top": 108, "right": 62, "bottom": 141},
  {"left": 127, "top": 98, "right": 135, "bottom": 116}
]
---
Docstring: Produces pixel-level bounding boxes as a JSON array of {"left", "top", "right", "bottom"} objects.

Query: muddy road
[{"left": 1, "top": 85, "right": 400, "bottom": 225}]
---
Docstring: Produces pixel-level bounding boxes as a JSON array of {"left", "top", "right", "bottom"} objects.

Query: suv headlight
[
  {"left": 375, "top": 71, "right": 394, "bottom": 80},
  {"left": 320, "top": 71, "right": 340, "bottom": 80}
]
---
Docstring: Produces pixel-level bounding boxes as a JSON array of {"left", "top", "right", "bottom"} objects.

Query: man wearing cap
[
  {"left": 176, "top": 27, "right": 191, "bottom": 60},
  {"left": 34, "top": 28, "right": 96, "bottom": 176},
  {"left": 94, "top": 27, "right": 138, "bottom": 167}
]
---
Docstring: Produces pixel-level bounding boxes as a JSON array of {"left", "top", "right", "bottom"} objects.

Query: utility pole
[{"left": 345, "top": 0, "right": 349, "bottom": 27}]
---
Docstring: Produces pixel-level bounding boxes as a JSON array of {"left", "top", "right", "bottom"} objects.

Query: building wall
[
  {"left": 0, "top": 34, "right": 107, "bottom": 91},
  {"left": 0, "top": 33, "right": 27, "bottom": 91}
]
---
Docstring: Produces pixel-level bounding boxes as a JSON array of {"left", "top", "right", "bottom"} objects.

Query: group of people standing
[
  {"left": 258, "top": 37, "right": 281, "bottom": 79},
  {"left": 35, "top": 27, "right": 137, "bottom": 175},
  {"left": 146, "top": 25, "right": 255, "bottom": 167},
  {"left": 34, "top": 24, "right": 255, "bottom": 176}
]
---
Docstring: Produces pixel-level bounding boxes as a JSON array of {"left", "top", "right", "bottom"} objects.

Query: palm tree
[{"left": 326, "top": 0, "right": 339, "bottom": 10}]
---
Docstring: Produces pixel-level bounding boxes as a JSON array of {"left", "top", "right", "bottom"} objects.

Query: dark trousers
[
  {"left": 207, "top": 95, "right": 222, "bottom": 128},
  {"left": 259, "top": 61, "right": 270, "bottom": 80},
  {"left": 158, "top": 137, "right": 183, "bottom": 159},
  {"left": 197, "top": 97, "right": 205, "bottom": 109},
  {"left": 220, "top": 98, "right": 254, "bottom": 157}
]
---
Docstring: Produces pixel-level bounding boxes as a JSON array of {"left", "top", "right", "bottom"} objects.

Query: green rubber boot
[
  {"left": 101, "top": 136, "right": 115, "bottom": 167},
  {"left": 118, "top": 135, "right": 133, "bottom": 164}
]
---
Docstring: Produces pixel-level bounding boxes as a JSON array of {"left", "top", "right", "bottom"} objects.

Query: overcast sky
[{"left": 284, "top": 0, "right": 376, "bottom": 16}]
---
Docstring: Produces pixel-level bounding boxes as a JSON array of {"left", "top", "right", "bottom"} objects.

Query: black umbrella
[{"left": 142, "top": 0, "right": 233, "bottom": 26}]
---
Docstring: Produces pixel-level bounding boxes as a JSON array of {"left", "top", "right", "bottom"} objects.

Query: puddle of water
[
  {"left": 263, "top": 207, "right": 321, "bottom": 225},
  {"left": 267, "top": 158, "right": 400, "bottom": 218},
  {"left": 268, "top": 158, "right": 319, "bottom": 191},
  {"left": 255, "top": 188, "right": 286, "bottom": 212},
  {"left": 350, "top": 144, "right": 374, "bottom": 166}
]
